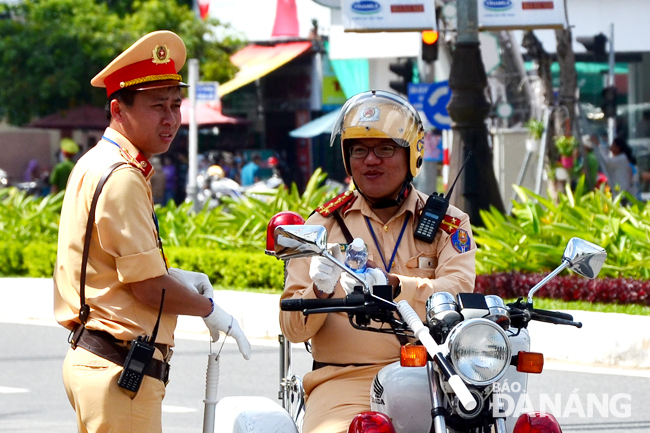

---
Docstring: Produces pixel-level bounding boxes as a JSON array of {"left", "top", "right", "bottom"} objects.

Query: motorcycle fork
[
  {"left": 427, "top": 361, "right": 447, "bottom": 433},
  {"left": 279, "top": 334, "right": 304, "bottom": 428},
  {"left": 491, "top": 389, "right": 507, "bottom": 433},
  {"left": 279, "top": 334, "right": 291, "bottom": 407}
]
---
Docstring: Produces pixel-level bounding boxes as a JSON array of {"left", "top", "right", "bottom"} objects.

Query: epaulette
[
  {"left": 314, "top": 190, "right": 356, "bottom": 217},
  {"left": 440, "top": 214, "right": 461, "bottom": 235},
  {"left": 118, "top": 147, "right": 153, "bottom": 178}
]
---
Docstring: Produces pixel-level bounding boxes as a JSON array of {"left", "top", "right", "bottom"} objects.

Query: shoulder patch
[
  {"left": 451, "top": 228, "right": 471, "bottom": 253},
  {"left": 440, "top": 214, "right": 461, "bottom": 235},
  {"left": 315, "top": 190, "right": 356, "bottom": 217}
]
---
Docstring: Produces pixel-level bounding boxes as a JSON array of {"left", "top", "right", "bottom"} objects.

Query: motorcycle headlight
[{"left": 447, "top": 318, "right": 511, "bottom": 386}]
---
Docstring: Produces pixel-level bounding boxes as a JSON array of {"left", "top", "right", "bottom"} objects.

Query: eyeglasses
[{"left": 349, "top": 144, "right": 398, "bottom": 159}]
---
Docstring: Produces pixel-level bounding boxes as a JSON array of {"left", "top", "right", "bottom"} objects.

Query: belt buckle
[{"left": 68, "top": 325, "right": 84, "bottom": 349}]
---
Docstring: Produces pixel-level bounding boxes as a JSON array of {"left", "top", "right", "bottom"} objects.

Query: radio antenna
[{"left": 444, "top": 151, "right": 473, "bottom": 199}]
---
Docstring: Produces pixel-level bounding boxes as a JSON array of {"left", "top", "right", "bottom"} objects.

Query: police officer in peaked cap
[{"left": 54, "top": 30, "right": 251, "bottom": 433}]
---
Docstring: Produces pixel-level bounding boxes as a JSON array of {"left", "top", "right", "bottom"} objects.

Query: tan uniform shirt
[
  {"left": 54, "top": 127, "right": 175, "bottom": 346},
  {"left": 279, "top": 188, "right": 476, "bottom": 432}
]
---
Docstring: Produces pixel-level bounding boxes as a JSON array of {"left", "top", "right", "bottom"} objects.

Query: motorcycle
[{"left": 208, "top": 214, "right": 606, "bottom": 433}]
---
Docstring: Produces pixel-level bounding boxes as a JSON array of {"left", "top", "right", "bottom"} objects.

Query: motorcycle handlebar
[
  {"left": 530, "top": 310, "right": 582, "bottom": 328},
  {"left": 280, "top": 295, "right": 365, "bottom": 311},
  {"left": 532, "top": 308, "right": 575, "bottom": 321}
]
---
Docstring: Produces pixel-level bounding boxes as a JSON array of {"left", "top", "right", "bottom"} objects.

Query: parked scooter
[{"left": 208, "top": 215, "right": 606, "bottom": 433}]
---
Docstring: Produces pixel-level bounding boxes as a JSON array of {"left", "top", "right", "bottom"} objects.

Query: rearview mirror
[
  {"left": 562, "top": 237, "right": 607, "bottom": 279},
  {"left": 527, "top": 237, "right": 607, "bottom": 304},
  {"left": 273, "top": 225, "right": 327, "bottom": 260}
]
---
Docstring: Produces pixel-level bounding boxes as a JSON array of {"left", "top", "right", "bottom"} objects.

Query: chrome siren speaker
[
  {"left": 484, "top": 295, "right": 510, "bottom": 330},
  {"left": 426, "top": 292, "right": 461, "bottom": 327}
]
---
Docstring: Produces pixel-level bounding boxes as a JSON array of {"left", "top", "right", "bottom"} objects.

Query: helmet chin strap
[{"left": 356, "top": 178, "right": 413, "bottom": 209}]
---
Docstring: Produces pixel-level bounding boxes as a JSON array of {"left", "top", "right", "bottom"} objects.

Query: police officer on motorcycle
[{"left": 279, "top": 90, "right": 477, "bottom": 433}]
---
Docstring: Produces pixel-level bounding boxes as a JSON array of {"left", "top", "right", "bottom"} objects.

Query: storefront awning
[
  {"left": 218, "top": 41, "right": 312, "bottom": 97},
  {"left": 289, "top": 109, "right": 341, "bottom": 138},
  {"left": 180, "top": 99, "right": 247, "bottom": 126}
]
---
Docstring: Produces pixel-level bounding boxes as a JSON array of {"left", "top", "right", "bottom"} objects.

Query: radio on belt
[{"left": 117, "top": 288, "right": 166, "bottom": 392}]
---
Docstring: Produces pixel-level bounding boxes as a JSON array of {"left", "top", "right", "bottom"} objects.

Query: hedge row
[
  {"left": 476, "top": 272, "right": 650, "bottom": 306},
  {"left": 0, "top": 242, "right": 58, "bottom": 278},
  {"left": 1, "top": 242, "right": 285, "bottom": 291},
  {"left": 5, "top": 242, "right": 649, "bottom": 306}
]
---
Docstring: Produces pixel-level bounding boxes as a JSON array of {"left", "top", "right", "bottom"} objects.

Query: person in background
[
  {"left": 600, "top": 135, "right": 638, "bottom": 198},
  {"left": 50, "top": 138, "right": 80, "bottom": 194},
  {"left": 24, "top": 159, "right": 41, "bottom": 182},
  {"left": 637, "top": 109, "right": 650, "bottom": 138},
  {"left": 162, "top": 155, "right": 176, "bottom": 205},
  {"left": 573, "top": 135, "right": 600, "bottom": 190},
  {"left": 150, "top": 156, "right": 166, "bottom": 206},
  {"left": 240, "top": 153, "right": 261, "bottom": 186},
  {"left": 280, "top": 90, "right": 476, "bottom": 433},
  {"left": 174, "top": 152, "right": 188, "bottom": 204}
]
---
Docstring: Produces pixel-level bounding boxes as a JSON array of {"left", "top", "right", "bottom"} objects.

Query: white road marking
[
  {"left": 162, "top": 405, "right": 198, "bottom": 413},
  {"left": 0, "top": 386, "right": 29, "bottom": 393}
]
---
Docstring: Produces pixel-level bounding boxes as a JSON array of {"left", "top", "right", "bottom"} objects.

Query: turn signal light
[
  {"left": 348, "top": 411, "right": 396, "bottom": 433},
  {"left": 400, "top": 345, "right": 428, "bottom": 367},
  {"left": 513, "top": 411, "right": 562, "bottom": 433},
  {"left": 516, "top": 351, "right": 544, "bottom": 374}
]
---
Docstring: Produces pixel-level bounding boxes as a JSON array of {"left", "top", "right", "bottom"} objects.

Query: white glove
[
  {"left": 340, "top": 268, "right": 388, "bottom": 295},
  {"left": 308, "top": 243, "right": 344, "bottom": 294},
  {"left": 168, "top": 267, "right": 214, "bottom": 300},
  {"left": 203, "top": 300, "right": 251, "bottom": 360}
]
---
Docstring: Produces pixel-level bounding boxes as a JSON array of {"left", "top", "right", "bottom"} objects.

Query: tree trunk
[
  {"left": 555, "top": 27, "right": 578, "bottom": 135},
  {"left": 447, "top": 42, "right": 506, "bottom": 225}
]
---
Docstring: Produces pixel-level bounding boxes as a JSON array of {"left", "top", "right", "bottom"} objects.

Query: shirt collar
[
  {"left": 102, "top": 127, "right": 154, "bottom": 181},
  {"left": 343, "top": 188, "right": 424, "bottom": 224}
]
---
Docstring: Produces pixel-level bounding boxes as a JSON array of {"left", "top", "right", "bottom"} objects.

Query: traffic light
[
  {"left": 389, "top": 58, "right": 414, "bottom": 95},
  {"left": 577, "top": 33, "right": 608, "bottom": 60},
  {"left": 421, "top": 30, "right": 439, "bottom": 63},
  {"left": 601, "top": 85, "right": 617, "bottom": 118}
]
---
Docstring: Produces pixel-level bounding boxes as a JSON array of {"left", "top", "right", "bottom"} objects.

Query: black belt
[
  {"left": 69, "top": 326, "right": 170, "bottom": 384},
  {"left": 312, "top": 360, "right": 374, "bottom": 371}
]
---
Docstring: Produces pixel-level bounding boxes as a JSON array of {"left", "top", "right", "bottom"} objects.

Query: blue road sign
[
  {"left": 408, "top": 81, "right": 452, "bottom": 130},
  {"left": 196, "top": 82, "right": 218, "bottom": 101}
]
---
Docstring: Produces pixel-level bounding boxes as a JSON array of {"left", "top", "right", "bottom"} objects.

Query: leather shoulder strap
[
  {"left": 78, "top": 162, "right": 126, "bottom": 325},
  {"left": 331, "top": 210, "right": 354, "bottom": 245}
]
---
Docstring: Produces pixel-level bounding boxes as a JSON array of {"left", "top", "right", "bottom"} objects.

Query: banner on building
[
  {"left": 478, "top": 0, "right": 568, "bottom": 30},
  {"left": 342, "top": 0, "right": 436, "bottom": 32}
]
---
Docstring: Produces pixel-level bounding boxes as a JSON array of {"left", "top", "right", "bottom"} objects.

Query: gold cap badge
[{"left": 152, "top": 44, "right": 171, "bottom": 64}]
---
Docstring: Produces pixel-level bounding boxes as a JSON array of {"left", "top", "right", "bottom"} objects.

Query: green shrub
[
  {"left": 0, "top": 241, "right": 26, "bottom": 275},
  {"left": 473, "top": 184, "right": 650, "bottom": 279},
  {"left": 23, "top": 243, "right": 57, "bottom": 277},
  {"left": 165, "top": 247, "right": 284, "bottom": 290}
]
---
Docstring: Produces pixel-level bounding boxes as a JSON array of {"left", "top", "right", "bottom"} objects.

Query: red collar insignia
[
  {"left": 118, "top": 147, "right": 153, "bottom": 179},
  {"left": 315, "top": 190, "right": 356, "bottom": 217}
]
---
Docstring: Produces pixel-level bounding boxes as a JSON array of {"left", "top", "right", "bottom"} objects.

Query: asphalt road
[{"left": 1, "top": 322, "right": 649, "bottom": 432}]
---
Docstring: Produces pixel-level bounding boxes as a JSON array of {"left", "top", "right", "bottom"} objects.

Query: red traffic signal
[{"left": 422, "top": 30, "right": 439, "bottom": 63}]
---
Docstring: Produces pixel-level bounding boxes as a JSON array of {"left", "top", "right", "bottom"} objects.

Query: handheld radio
[
  {"left": 414, "top": 152, "right": 473, "bottom": 243},
  {"left": 118, "top": 288, "right": 166, "bottom": 392}
]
